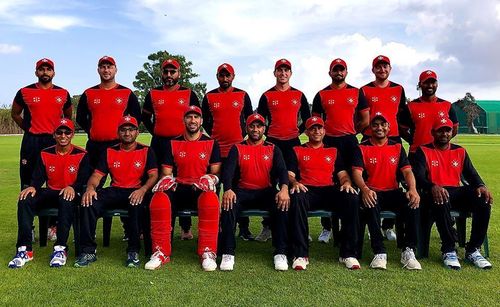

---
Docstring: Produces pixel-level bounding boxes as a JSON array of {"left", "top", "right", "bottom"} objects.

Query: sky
[{"left": 1, "top": 0, "right": 500, "bottom": 108}]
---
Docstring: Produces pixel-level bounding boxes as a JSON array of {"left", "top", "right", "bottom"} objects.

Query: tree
[
  {"left": 455, "top": 92, "right": 481, "bottom": 134},
  {"left": 133, "top": 51, "right": 207, "bottom": 104}
]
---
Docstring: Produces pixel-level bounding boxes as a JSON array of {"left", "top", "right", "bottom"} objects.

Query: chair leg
[
  {"left": 103, "top": 216, "right": 112, "bottom": 247},
  {"left": 39, "top": 216, "right": 49, "bottom": 247}
]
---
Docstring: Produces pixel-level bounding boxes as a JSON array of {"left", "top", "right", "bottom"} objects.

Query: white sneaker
[
  {"left": 370, "top": 253, "right": 387, "bottom": 270},
  {"left": 442, "top": 251, "right": 461, "bottom": 270},
  {"left": 466, "top": 250, "right": 492, "bottom": 270},
  {"left": 145, "top": 250, "right": 170, "bottom": 270},
  {"left": 255, "top": 227, "right": 272, "bottom": 242},
  {"left": 8, "top": 246, "right": 33, "bottom": 269},
  {"left": 292, "top": 257, "right": 309, "bottom": 270},
  {"left": 401, "top": 247, "right": 422, "bottom": 270},
  {"left": 201, "top": 251, "right": 217, "bottom": 272},
  {"left": 220, "top": 254, "right": 235, "bottom": 271},
  {"left": 47, "top": 226, "right": 57, "bottom": 241},
  {"left": 49, "top": 245, "right": 67, "bottom": 267},
  {"left": 339, "top": 257, "right": 361, "bottom": 270},
  {"left": 318, "top": 229, "right": 332, "bottom": 243},
  {"left": 274, "top": 254, "right": 288, "bottom": 271},
  {"left": 384, "top": 229, "right": 397, "bottom": 241}
]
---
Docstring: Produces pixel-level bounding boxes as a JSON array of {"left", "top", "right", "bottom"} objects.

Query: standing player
[
  {"left": 399, "top": 70, "right": 458, "bottom": 159},
  {"left": 219, "top": 114, "right": 290, "bottom": 271},
  {"left": 146, "top": 106, "right": 221, "bottom": 271},
  {"left": 352, "top": 113, "right": 421, "bottom": 270},
  {"left": 11, "top": 58, "right": 72, "bottom": 241},
  {"left": 8, "top": 119, "right": 89, "bottom": 268},
  {"left": 312, "top": 58, "right": 369, "bottom": 243},
  {"left": 142, "top": 58, "right": 200, "bottom": 240},
  {"left": 256, "top": 58, "right": 310, "bottom": 242},
  {"left": 201, "top": 63, "right": 254, "bottom": 240},
  {"left": 288, "top": 116, "right": 360, "bottom": 270},
  {"left": 360, "top": 55, "right": 408, "bottom": 241},
  {"left": 76, "top": 116, "right": 158, "bottom": 268},
  {"left": 413, "top": 118, "right": 492, "bottom": 270}
]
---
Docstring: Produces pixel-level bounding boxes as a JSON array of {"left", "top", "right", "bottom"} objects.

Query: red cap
[
  {"left": 162, "top": 58, "right": 180, "bottom": 70},
  {"left": 118, "top": 115, "right": 138, "bottom": 128},
  {"left": 98, "top": 56, "right": 116, "bottom": 66},
  {"left": 36, "top": 58, "right": 54, "bottom": 70},
  {"left": 217, "top": 63, "right": 235, "bottom": 75},
  {"left": 372, "top": 55, "right": 390, "bottom": 67},
  {"left": 184, "top": 105, "right": 202, "bottom": 117},
  {"left": 275, "top": 58, "right": 292, "bottom": 70},
  {"left": 330, "top": 58, "right": 347, "bottom": 71},
  {"left": 419, "top": 70, "right": 438, "bottom": 83},
  {"left": 433, "top": 117, "right": 453, "bottom": 131},
  {"left": 246, "top": 113, "right": 266, "bottom": 126},
  {"left": 370, "top": 111, "right": 389, "bottom": 123},
  {"left": 305, "top": 116, "right": 325, "bottom": 129},
  {"left": 55, "top": 118, "right": 74, "bottom": 132}
]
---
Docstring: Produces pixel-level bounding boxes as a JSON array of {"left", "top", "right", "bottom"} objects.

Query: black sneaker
[
  {"left": 74, "top": 253, "right": 97, "bottom": 268},
  {"left": 238, "top": 228, "right": 254, "bottom": 241},
  {"left": 126, "top": 252, "right": 140, "bottom": 268}
]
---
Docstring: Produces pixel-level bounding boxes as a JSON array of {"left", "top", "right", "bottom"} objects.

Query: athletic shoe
[
  {"left": 339, "top": 257, "right": 361, "bottom": 270},
  {"left": 74, "top": 253, "right": 97, "bottom": 268},
  {"left": 122, "top": 235, "right": 129, "bottom": 242},
  {"left": 442, "top": 251, "right": 461, "bottom": 270},
  {"left": 238, "top": 228, "right": 254, "bottom": 241},
  {"left": 292, "top": 257, "right": 309, "bottom": 271},
  {"left": 465, "top": 249, "right": 492, "bottom": 270},
  {"left": 255, "top": 226, "right": 272, "bottom": 242},
  {"left": 384, "top": 229, "right": 397, "bottom": 241},
  {"left": 201, "top": 251, "right": 217, "bottom": 272},
  {"left": 370, "top": 253, "right": 387, "bottom": 270},
  {"left": 180, "top": 230, "right": 193, "bottom": 240},
  {"left": 220, "top": 254, "right": 235, "bottom": 271},
  {"left": 8, "top": 246, "right": 33, "bottom": 269},
  {"left": 401, "top": 247, "right": 422, "bottom": 270},
  {"left": 126, "top": 252, "right": 140, "bottom": 268},
  {"left": 318, "top": 229, "right": 332, "bottom": 243},
  {"left": 47, "top": 226, "right": 57, "bottom": 241},
  {"left": 145, "top": 250, "right": 170, "bottom": 270},
  {"left": 274, "top": 254, "right": 288, "bottom": 271},
  {"left": 49, "top": 245, "right": 67, "bottom": 268}
]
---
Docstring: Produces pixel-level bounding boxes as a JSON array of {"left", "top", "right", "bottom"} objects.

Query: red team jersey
[
  {"left": 257, "top": 87, "right": 310, "bottom": 140},
  {"left": 352, "top": 139, "right": 411, "bottom": 191},
  {"left": 222, "top": 141, "right": 289, "bottom": 190},
  {"left": 399, "top": 97, "right": 458, "bottom": 152},
  {"left": 312, "top": 84, "right": 369, "bottom": 137},
  {"left": 360, "top": 81, "right": 406, "bottom": 137},
  {"left": 161, "top": 134, "right": 221, "bottom": 185},
  {"left": 95, "top": 143, "right": 157, "bottom": 188},
  {"left": 202, "top": 88, "right": 253, "bottom": 157},
  {"left": 76, "top": 85, "right": 140, "bottom": 142},
  {"left": 13, "top": 84, "right": 72, "bottom": 134},
  {"left": 32, "top": 145, "right": 89, "bottom": 191},
  {"left": 143, "top": 86, "right": 199, "bottom": 138}
]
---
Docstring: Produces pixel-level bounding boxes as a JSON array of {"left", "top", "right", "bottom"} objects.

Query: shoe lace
[
  {"left": 203, "top": 251, "right": 216, "bottom": 260},
  {"left": 222, "top": 255, "right": 233, "bottom": 262},
  {"left": 469, "top": 251, "right": 486, "bottom": 262},
  {"left": 52, "top": 250, "right": 65, "bottom": 259},
  {"left": 403, "top": 248, "right": 416, "bottom": 260},
  {"left": 374, "top": 254, "right": 386, "bottom": 260},
  {"left": 444, "top": 252, "right": 458, "bottom": 261}
]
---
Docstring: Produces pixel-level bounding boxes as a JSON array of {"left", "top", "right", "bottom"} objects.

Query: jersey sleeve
[
  {"left": 334, "top": 148, "right": 346, "bottom": 173},
  {"left": 241, "top": 93, "right": 253, "bottom": 137},
  {"left": 311, "top": 92, "right": 324, "bottom": 116},
  {"left": 161, "top": 139, "right": 174, "bottom": 168},
  {"left": 30, "top": 153, "right": 47, "bottom": 189},
  {"left": 125, "top": 91, "right": 141, "bottom": 124},
  {"left": 287, "top": 147, "right": 299, "bottom": 176},
  {"left": 271, "top": 146, "right": 289, "bottom": 186},
  {"left": 13, "top": 89, "right": 25, "bottom": 108},
  {"left": 95, "top": 149, "right": 109, "bottom": 176},
  {"left": 257, "top": 94, "right": 270, "bottom": 119},
  {"left": 190, "top": 91, "right": 200, "bottom": 106},
  {"left": 462, "top": 151, "right": 485, "bottom": 188},
  {"left": 412, "top": 147, "right": 432, "bottom": 190},
  {"left": 73, "top": 153, "right": 91, "bottom": 193},
  {"left": 63, "top": 91, "right": 72, "bottom": 110},
  {"left": 141, "top": 91, "right": 154, "bottom": 134},
  {"left": 449, "top": 104, "right": 458, "bottom": 125},
  {"left": 209, "top": 140, "right": 221, "bottom": 165},
  {"left": 201, "top": 95, "right": 213, "bottom": 135},
  {"left": 222, "top": 145, "right": 239, "bottom": 190},
  {"left": 398, "top": 145, "right": 411, "bottom": 170},
  {"left": 351, "top": 146, "right": 364, "bottom": 171},
  {"left": 76, "top": 92, "right": 90, "bottom": 134},
  {"left": 145, "top": 147, "right": 158, "bottom": 173},
  {"left": 298, "top": 93, "right": 311, "bottom": 134},
  {"left": 356, "top": 89, "right": 369, "bottom": 112}
]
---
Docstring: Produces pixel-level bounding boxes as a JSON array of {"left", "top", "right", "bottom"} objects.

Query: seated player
[
  {"left": 76, "top": 116, "right": 158, "bottom": 268},
  {"left": 288, "top": 116, "right": 360, "bottom": 270},
  {"left": 9, "top": 119, "right": 89, "bottom": 268},
  {"left": 352, "top": 113, "right": 421, "bottom": 270},
  {"left": 219, "top": 113, "right": 290, "bottom": 271},
  {"left": 146, "top": 106, "right": 221, "bottom": 272},
  {"left": 413, "top": 118, "right": 492, "bottom": 270}
]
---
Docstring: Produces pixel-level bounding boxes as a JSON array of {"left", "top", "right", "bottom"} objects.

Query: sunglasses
[{"left": 55, "top": 130, "right": 73, "bottom": 136}]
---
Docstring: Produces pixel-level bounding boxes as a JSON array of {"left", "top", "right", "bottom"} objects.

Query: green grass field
[{"left": 0, "top": 134, "right": 498, "bottom": 306}]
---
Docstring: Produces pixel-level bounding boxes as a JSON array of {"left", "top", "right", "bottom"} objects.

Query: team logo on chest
[
  {"left": 93, "top": 98, "right": 101, "bottom": 105},
  {"left": 272, "top": 100, "right": 279, "bottom": 106},
  {"left": 371, "top": 97, "right": 379, "bottom": 103},
  {"left": 347, "top": 97, "right": 354, "bottom": 105},
  {"left": 55, "top": 96, "right": 64, "bottom": 104},
  {"left": 133, "top": 160, "right": 143, "bottom": 169},
  {"left": 199, "top": 152, "right": 207, "bottom": 160},
  {"left": 451, "top": 160, "right": 460, "bottom": 168},
  {"left": 303, "top": 155, "right": 311, "bottom": 161},
  {"left": 157, "top": 99, "right": 165, "bottom": 105},
  {"left": 113, "top": 161, "right": 121, "bottom": 168},
  {"left": 178, "top": 98, "right": 185, "bottom": 105},
  {"left": 243, "top": 154, "right": 250, "bottom": 161},
  {"left": 179, "top": 151, "right": 187, "bottom": 158},
  {"left": 327, "top": 99, "right": 335, "bottom": 105},
  {"left": 213, "top": 102, "right": 220, "bottom": 109},
  {"left": 389, "top": 156, "right": 398, "bottom": 165},
  {"left": 115, "top": 97, "right": 124, "bottom": 105},
  {"left": 431, "top": 160, "right": 439, "bottom": 167},
  {"left": 418, "top": 112, "right": 426, "bottom": 119},
  {"left": 263, "top": 154, "right": 270, "bottom": 161},
  {"left": 48, "top": 165, "right": 56, "bottom": 172},
  {"left": 391, "top": 96, "right": 398, "bottom": 103},
  {"left": 369, "top": 157, "right": 377, "bottom": 164},
  {"left": 438, "top": 111, "right": 445, "bottom": 118},
  {"left": 324, "top": 156, "right": 333, "bottom": 163},
  {"left": 232, "top": 101, "right": 240, "bottom": 108},
  {"left": 68, "top": 165, "right": 77, "bottom": 173},
  {"left": 32, "top": 97, "right": 40, "bottom": 103},
  {"left": 291, "top": 99, "right": 298, "bottom": 105}
]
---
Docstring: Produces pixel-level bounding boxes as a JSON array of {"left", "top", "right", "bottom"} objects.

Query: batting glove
[
  {"left": 153, "top": 175, "right": 177, "bottom": 192},
  {"left": 193, "top": 174, "right": 219, "bottom": 192}
]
